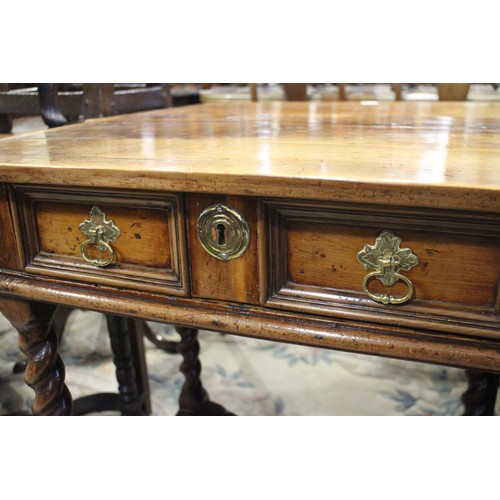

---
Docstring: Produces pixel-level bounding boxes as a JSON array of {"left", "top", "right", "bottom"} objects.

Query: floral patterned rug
[{"left": 0, "top": 310, "right": 498, "bottom": 416}]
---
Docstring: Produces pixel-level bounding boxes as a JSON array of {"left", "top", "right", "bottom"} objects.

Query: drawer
[
  {"left": 264, "top": 199, "right": 500, "bottom": 338},
  {"left": 11, "top": 185, "right": 189, "bottom": 295}
]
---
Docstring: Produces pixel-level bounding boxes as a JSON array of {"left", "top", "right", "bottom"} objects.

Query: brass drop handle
[
  {"left": 79, "top": 206, "right": 120, "bottom": 267},
  {"left": 357, "top": 231, "right": 418, "bottom": 305}
]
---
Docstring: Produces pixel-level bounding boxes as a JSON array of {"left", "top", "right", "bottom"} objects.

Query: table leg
[
  {"left": 107, "top": 315, "right": 150, "bottom": 415},
  {"left": 0, "top": 113, "right": 13, "bottom": 133},
  {"left": 72, "top": 315, "right": 151, "bottom": 415},
  {"left": 462, "top": 369, "right": 499, "bottom": 416},
  {"left": 176, "top": 326, "right": 233, "bottom": 416},
  {"left": 38, "top": 83, "right": 67, "bottom": 128},
  {"left": 0, "top": 296, "right": 72, "bottom": 415}
]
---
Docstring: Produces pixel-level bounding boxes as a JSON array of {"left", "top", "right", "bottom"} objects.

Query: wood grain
[
  {"left": 2, "top": 102, "right": 500, "bottom": 211},
  {"left": 288, "top": 222, "right": 500, "bottom": 304},
  {"left": 35, "top": 201, "right": 172, "bottom": 267},
  {"left": 286, "top": 217, "right": 500, "bottom": 307}
]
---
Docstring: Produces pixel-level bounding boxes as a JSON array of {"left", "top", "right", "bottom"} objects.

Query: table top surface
[{"left": 1, "top": 100, "right": 500, "bottom": 211}]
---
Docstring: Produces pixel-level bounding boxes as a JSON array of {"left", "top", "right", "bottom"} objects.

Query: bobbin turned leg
[
  {"left": 0, "top": 296, "right": 72, "bottom": 415},
  {"left": 462, "top": 370, "right": 499, "bottom": 416},
  {"left": 107, "top": 315, "right": 150, "bottom": 415},
  {"left": 72, "top": 316, "right": 151, "bottom": 416},
  {"left": 176, "top": 326, "right": 233, "bottom": 416}
]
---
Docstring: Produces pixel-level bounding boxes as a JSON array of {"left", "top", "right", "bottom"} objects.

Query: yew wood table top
[{"left": 0, "top": 101, "right": 500, "bottom": 212}]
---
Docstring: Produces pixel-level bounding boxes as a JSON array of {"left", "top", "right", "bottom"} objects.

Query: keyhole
[{"left": 216, "top": 223, "right": 226, "bottom": 246}]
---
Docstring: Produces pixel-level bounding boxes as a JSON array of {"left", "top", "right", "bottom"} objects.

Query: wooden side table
[{"left": 0, "top": 101, "right": 498, "bottom": 415}]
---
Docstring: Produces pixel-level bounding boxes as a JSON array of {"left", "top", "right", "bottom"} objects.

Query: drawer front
[
  {"left": 12, "top": 186, "right": 189, "bottom": 295},
  {"left": 264, "top": 200, "right": 500, "bottom": 337},
  {"left": 186, "top": 194, "right": 261, "bottom": 305}
]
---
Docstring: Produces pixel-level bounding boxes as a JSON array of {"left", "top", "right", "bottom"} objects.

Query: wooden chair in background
[{"left": 0, "top": 83, "right": 172, "bottom": 132}]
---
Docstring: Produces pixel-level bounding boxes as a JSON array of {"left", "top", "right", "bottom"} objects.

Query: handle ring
[
  {"left": 81, "top": 239, "right": 114, "bottom": 267},
  {"left": 362, "top": 271, "right": 414, "bottom": 305}
]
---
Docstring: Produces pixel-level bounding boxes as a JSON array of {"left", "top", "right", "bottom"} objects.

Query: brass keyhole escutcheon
[
  {"left": 197, "top": 204, "right": 250, "bottom": 260},
  {"left": 357, "top": 230, "right": 419, "bottom": 305}
]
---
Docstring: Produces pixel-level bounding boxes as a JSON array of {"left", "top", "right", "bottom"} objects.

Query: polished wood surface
[{"left": 1, "top": 101, "right": 500, "bottom": 211}]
